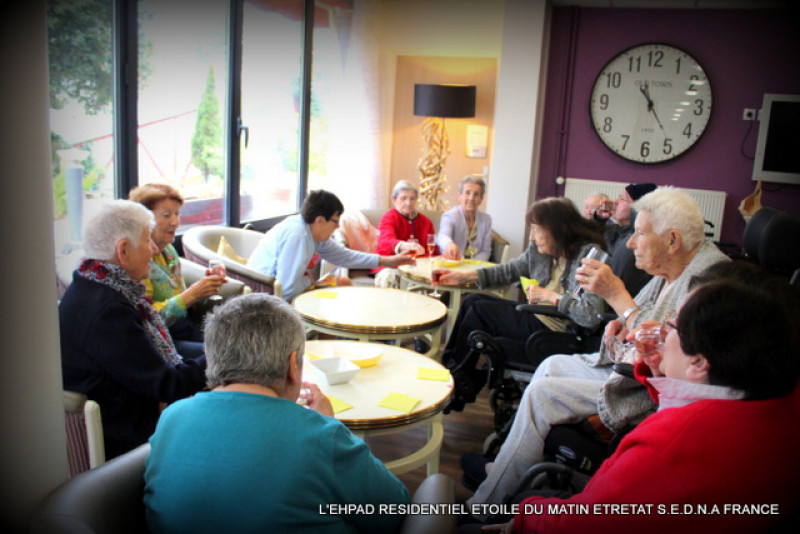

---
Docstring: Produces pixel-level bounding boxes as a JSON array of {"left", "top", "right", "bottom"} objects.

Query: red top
[{"left": 375, "top": 209, "right": 439, "bottom": 257}]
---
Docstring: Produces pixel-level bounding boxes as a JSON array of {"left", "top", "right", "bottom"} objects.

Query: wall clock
[{"left": 589, "top": 43, "right": 713, "bottom": 164}]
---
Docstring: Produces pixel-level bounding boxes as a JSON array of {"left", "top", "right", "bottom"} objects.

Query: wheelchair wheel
[{"left": 482, "top": 432, "right": 503, "bottom": 459}]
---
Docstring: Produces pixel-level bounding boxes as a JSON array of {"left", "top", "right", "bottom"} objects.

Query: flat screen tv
[{"left": 752, "top": 93, "right": 800, "bottom": 185}]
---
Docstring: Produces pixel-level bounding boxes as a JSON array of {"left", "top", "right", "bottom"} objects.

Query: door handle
[{"left": 237, "top": 116, "right": 249, "bottom": 149}]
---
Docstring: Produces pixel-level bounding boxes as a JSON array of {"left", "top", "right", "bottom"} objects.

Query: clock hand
[
  {"left": 638, "top": 83, "right": 653, "bottom": 112},
  {"left": 651, "top": 105, "right": 667, "bottom": 135}
]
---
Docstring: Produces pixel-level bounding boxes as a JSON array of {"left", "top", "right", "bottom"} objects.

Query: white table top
[
  {"left": 399, "top": 256, "right": 493, "bottom": 287},
  {"left": 303, "top": 340, "right": 453, "bottom": 430},
  {"left": 293, "top": 286, "right": 447, "bottom": 334}
]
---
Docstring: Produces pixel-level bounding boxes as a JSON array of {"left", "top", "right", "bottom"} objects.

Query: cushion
[
  {"left": 217, "top": 235, "right": 248, "bottom": 264},
  {"left": 340, "top": 210, "right": 379, "bottom": 253}
]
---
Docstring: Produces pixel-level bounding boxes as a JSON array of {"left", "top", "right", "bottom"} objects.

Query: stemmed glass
[
  {"left": 207, "top": 259, "right": 226, "bottom": 302},
  {"left": 407, "top": 238, "right": 419, "bottom": 261},
  {"left": 426, "top": 234, "right": 440, "bottom": 297},
  {"left": 572, "top": 246, "right": 610, "bottom": 298},
  {"left": 426, "top": 234, "right": 436, "bottom": 258}
]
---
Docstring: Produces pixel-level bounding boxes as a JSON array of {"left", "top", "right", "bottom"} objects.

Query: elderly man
[
  {"left": 248, "top": 189, "right": 413, "bottom": 301},
  {"left": 462, "top": 187, "right": 729, "bottom": 519},
  {"left": 59, "top": 200, "right": 207, "bottom": 459},
  {"left": 144, "top": 293, "right": 410, "bottom": 533},
  {"left": 582, "top": 192, "right": 612, "bottom": 222}
]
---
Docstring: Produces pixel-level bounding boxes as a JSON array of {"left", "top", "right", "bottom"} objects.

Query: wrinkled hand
[
  {"left": 628, "top": 320, "right": 666, "bottom": 375},
  {"left": 301, "top": 382, "right": 334, "bottom": 417},
  {"left": 575, "top": 260, "right": 623, "bottom": 300},
  {"left": 183, "top": 275, "right": 226, "bottom": 306},
  {"left": 438, "top": 269, "right": 473, "bottom": 286},
  {"left": 443, "top": 242, "right": 462, "bottom": 260},
  {"left": 527, "top": 285, "right": 559, "bottom": 306},
  {"left": 399, "top": 241, "right": 424, "bottom": 255},
  {"left": 383, "top": 251, "right": 415, "bottom": 268}
]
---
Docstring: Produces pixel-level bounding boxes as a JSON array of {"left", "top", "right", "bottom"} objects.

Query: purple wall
[{"left": 538, "top": 7, "right": 800, "bottom": 245}]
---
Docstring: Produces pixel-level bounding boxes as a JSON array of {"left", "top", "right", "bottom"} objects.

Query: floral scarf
[{"left": 76, "top": 259, "right": 182, "bottom": 365}]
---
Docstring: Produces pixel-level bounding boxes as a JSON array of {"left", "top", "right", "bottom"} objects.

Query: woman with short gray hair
[
  {"left": 145, "top": 293, "right": 410, "bottom": 533},
  {"left": 437, "top": 175, "right": 492, "bottom": 260},
  {"left": 59, "top": 200, "right": 207, "bottom": 459}
]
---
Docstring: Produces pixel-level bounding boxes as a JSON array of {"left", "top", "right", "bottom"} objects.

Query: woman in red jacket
[{"left": 465, "top": 261, "right": 800, "bottom": 534}]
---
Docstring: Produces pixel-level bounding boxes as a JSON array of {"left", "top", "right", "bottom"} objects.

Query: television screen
[{"left": 752, "top": 94, "right": 800, "bottom": 185}]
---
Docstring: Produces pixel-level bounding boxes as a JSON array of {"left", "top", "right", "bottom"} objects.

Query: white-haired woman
[
  {"left": 144, "top": 294, "right": 410, "bottom": 533},
  {"left": 437, "top": 175, "right": 492, "bottom": 260},
  {"left": 374, "top": 180, "right": 437, "bottom": 287},
  {"left": 59, "top": 200, "right": 207, "bottom": 459}
]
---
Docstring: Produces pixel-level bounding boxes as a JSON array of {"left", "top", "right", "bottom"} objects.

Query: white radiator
[{"left": 563, "top": 177, "right": 726, "bottom": 241}]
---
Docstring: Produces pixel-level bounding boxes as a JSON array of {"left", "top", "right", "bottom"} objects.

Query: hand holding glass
[
  {"left": 207, "top": 259, "right": 226, "bottom": 302},
  {"left": 572, "top": 246, "right": 610, "bottom": 298},
  {"left": 407, "top": 238, "right": 419, "bottom": 260},
  {"left": 430, "top": 259, "right": 445, "bottom": 297}
]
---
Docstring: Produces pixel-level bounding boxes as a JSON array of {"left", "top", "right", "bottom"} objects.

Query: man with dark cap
[{"left": 603, "top": 183, "right": 657, "bottom": 296}]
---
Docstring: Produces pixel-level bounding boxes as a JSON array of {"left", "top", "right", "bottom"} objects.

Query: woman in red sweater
[{"left": 468, "top": 261, "right": 800, "bottom": 534}]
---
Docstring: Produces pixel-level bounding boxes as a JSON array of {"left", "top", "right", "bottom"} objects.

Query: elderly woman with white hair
[
  {"left": 59, "top": 200, "right": 207, "bottom": 459},
  {"left": 437, "top": 175, "right": 492, "bottom": 261},
  {"left": 461, "top": 187, "right": 731, "bottom": 520},
  {"left": 144, "top": 293, "right": 410, "bottom": 533}
]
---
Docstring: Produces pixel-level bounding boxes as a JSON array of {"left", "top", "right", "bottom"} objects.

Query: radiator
[{"left": 562, "top": 177, "right": 726, "bottom": 242}]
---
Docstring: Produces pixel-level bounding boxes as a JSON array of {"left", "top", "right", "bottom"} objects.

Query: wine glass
[
  {"left": 207, "top": 259, "right": 226, "bottom": 302},
  {"left": 572, "top": 246, "right": 610, "bottom": 298},
  {"left": 407, "top": 238, "right": 419, "bottom": 261},
  {"left": 430, "top": 259, "right": 445, "bottom": 298},
  {"left": 426, "top": 234, "right": 436, "bottom": 258}
]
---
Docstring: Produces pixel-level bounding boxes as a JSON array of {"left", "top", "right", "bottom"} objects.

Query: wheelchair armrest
[
  {"left": 515, "top": 303, "right": 568, "bottom": 319},
  {"left": 612, "top": 362, "right": 635, "bottom": 378},
  {"left": 508, "top": 462, "right": 575, "bottom": 500}
]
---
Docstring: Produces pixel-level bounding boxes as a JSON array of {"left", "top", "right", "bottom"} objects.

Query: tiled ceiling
[{"left": 549, "top": 0, "right": 791, "bottom": 8}]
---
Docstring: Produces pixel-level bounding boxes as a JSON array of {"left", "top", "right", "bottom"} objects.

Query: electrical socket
[{"left": 742, "top": 108, "right": 756, "bottom": 121}]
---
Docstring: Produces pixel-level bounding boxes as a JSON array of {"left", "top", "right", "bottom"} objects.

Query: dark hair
[
  {"left": 300, "top": 190, "right": 344, "bottom": 224},
  {"left": 526, "top": 197, "right": 606, "bottom": 259},
  {"left": 128, "top": 183, "right": 184, "bottom": 210},
  {"left": 677, "top": 266, "right": 800, "bottom": 400}
]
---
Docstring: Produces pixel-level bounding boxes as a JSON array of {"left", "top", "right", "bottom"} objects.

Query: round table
[
  {"left": 303, "top": 340, "right": 453, "bottom": 475},
  {"left": 293, "top": 286, "right": 447, "bottom": 358},
  {"left": 399, "top": 256, "right": 510, "bottom": 339}
]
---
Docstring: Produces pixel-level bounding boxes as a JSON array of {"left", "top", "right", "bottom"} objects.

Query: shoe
[
  {"left": 460, "top": 453, "right": 489, "bottom": 491},
  {"left": 414, "top": 337, "right": 430, "bottom": 354}
]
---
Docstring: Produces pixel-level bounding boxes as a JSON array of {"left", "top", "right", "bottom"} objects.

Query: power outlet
[{"left": 742, "top": 108, "right": 756, "bottom": 121}]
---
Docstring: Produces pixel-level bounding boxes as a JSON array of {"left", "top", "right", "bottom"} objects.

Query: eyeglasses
[
  {"left": 328, "top": 217, "right": 340, "bottom": 227},
  {"left": 663, "top": 320, "right": 677, "bottom": 332}
]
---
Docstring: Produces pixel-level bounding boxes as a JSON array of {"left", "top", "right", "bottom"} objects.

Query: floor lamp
[{"left": 413, "top": 84, "right": 476, "bottom": 211}]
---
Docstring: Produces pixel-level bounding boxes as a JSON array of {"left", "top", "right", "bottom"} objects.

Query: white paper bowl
[{"left": 309, "top": 357, "right": 360, "bottom": 385}]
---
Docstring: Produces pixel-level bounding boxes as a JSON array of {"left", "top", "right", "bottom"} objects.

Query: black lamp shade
[{"left": 414, "top": 84, "right": 476, "bottom": 118}]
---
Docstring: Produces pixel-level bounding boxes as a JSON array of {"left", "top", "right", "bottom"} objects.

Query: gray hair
[
  {"left": 204, "top": 293, "right": 306, "bottom": 391},
  {"left": 633, "top": 186, "right": 705, "bottom": 251},
  {"left": 82, "top": 199, "right": 154, "bottom": 261},
  {"left": 459, "top": 175, "right": 486, "bottom": 195},
  {"left": 391, "top": 180, "right": 419, "bottom": 199}
]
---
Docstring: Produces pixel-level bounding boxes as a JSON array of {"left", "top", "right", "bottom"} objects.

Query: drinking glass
[
  {"left": 207, "top": 259, "right": 226, "bottom": 302},
  {"left": 407, "top": 238, "right": 419, "bottom": 261},
  {"left": 430, "top": 258, "right": 445, "bottom": 298},
  {"left": 572, "top": 246, "right": 610, "bottom": 298},
  {"left": 426, "top": 234, "right": 436, "bottom": 257}
]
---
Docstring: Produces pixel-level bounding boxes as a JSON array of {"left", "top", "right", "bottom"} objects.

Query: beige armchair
[{"left": 181, "top": 225, "right": 283, "bottom": 297}]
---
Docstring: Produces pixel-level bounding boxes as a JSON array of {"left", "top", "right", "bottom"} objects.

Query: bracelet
[{"left": 621, "top": 305, "right": 641, "bottom": 324}]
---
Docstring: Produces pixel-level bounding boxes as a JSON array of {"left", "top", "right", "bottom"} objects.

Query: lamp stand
[{"left": 418, "top": 117, "right": 450, "bottom": 211}]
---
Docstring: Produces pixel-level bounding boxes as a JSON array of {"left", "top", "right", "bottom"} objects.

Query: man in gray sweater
[{"left": 465, "top": 187, "right": 730, "bottom": 519}]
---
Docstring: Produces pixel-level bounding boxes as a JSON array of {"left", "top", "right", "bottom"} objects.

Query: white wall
[
  {"left": 0, "top": 2, "right": 69, "bottom": 531},
  {"left": 376, "top": 0, "right": 551, "bottom": 255}
]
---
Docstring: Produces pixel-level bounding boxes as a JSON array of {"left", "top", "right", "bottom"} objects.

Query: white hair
[
  {"left": 459, "top": 175, "right": 486, "bottom": 195},
  {"left": 204, "top": 293, "right": 306, "bottom": 391},
  {"left": 633, "top": 187, "right": 705, "bottom": 251},
  {"left": 391, "top": 180, "right": 419, "bottom": 199},
  {"left": 82, "top": 200, "right": 154, "bottom": 261}
]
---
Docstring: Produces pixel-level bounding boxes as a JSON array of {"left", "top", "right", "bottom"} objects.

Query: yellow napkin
[
  {"left": 312, "top": 290, "right": 338, "bottom": 299},
  {"left": 378, "top": 392, "right": 421, "bottom": 413},
  {"left": 441, "top": 259, "right": 462, "bottom": 268},
  {"left": 328, "top": 396, "right": 353, "bottom": 414},
  {"left": 417, "top": 367, "right": 451, "bottom": 381},
  {"left": 520, "top": 276, "right": 539, "bottom": 292},
  {"left": 461, "top": 259, "right": 484, "bottom": 266}
]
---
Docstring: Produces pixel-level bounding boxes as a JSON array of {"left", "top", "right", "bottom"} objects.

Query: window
[{"left": 47, "top": 0, "right": 360, "bottom": 251}]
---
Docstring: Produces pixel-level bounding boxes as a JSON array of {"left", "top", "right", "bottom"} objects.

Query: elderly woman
[
  {"left": 461, "top": 187, "right": 731, "bottom": 521},
  {"left": 59, "top": 200, "right": 207, "bottom": 459},
  {"left": 129, "top": 183, "right": 224, "bottom": 354},
  {"left": 437, "top": 175, "right": 492, "bottom": 261},
  {"left": 439, "top": 197, "right": 607, "bottom": 392},
  {"left": 374, "top": 180, "right": 437, "bottom": 287},
  {"left": 144, "top": 293, "right": 410, "bottom": 533},
  {"left": 476, "top": 262, "right": 800, "bottom": 534}
]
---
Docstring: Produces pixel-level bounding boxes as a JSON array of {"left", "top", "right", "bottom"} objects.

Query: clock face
[{"left": 589, "top": 43, "right": 713, "bottom": 164}]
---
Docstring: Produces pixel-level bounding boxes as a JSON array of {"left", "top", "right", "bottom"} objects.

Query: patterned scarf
[{"left": 76, "top": 259, "right": 182, "bottom": 365}]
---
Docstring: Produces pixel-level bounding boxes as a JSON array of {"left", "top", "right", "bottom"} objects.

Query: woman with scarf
[{"left": 59, "top": 200, "right": 207, "bottom": 459}]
